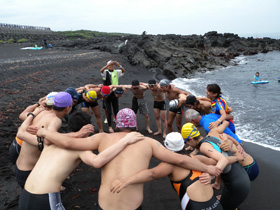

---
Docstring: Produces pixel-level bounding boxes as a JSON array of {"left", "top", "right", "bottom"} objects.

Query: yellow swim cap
[
  {"left": 181, "top": 123, "right": 200, "bottom": 142},
  {"left": 86, "top": 91, "right": 97, "bottom": 101}
]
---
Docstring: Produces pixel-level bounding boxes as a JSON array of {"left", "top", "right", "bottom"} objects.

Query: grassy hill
[{"left": 54, "top": 30, "right": 133, "bottom": 40}]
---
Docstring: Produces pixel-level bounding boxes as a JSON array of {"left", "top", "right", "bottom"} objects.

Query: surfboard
[{"left": 251, "top": 81, "right": 269, "bottom": 84}]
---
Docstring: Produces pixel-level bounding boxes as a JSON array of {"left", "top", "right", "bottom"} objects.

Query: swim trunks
[
  {"left": 153, "top": 100, "right": 166, "bottom": 110},
  {"left": 14, "top": 164, "right": 32, "bottom": 189},
  {"left": 132, "top": 97, "right": 149, "bottom": 114},
  {"left": 19, "top": 189, "right": 65, "bottom": 210},
  {"left": 169, "top": 105, "right": 183, "bottom": 114},
  {"left": 243, "top": 158, "right": 259, "bottom": 181},
  {"left": 81, "top": 100, "right": 98, "bottom": 108},
  {"left": 9, "top": 137, "right": 22, "bottom": 165}
]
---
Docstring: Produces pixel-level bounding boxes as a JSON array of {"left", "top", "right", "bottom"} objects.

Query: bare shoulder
[{"left": 145, "top": 137, "right": 163, "bottom": 147}]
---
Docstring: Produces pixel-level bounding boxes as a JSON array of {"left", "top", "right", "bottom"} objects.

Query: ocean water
[{"left": 173, "top": 51, "right": 280, "bottom": 151}]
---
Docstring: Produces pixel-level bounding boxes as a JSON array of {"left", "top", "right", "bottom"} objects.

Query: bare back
[
  {"left": 166, "top": 85, "right": 188, "bottom": 101},
  {"left": 25, "top": 144, "right": 81, "bottom": 194},
  {"left": 98, "top": 132, "right": 154, "bottom": 210},
  {"left": 16, "top": 110, "right": 62, "bottom": 170}
]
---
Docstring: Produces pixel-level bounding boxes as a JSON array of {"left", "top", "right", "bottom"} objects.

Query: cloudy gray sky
[{"left": 1, "top": 0, "right": 280, "bottom": 38}]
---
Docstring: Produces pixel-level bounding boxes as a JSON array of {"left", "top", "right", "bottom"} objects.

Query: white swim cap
[
  {"left": 164, "top": 132, "right": 185, "bottom": 152},
  {"left": 169, "top": 99, "right": 179, "bottom": 109},
  {"left": 46, "top": 92, "right": 58, "bottom": 106}
]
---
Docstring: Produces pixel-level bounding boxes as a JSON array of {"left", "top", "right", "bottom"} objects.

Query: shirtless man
[
  {"left": 17, "top": 110, "right": 144, "bottom": 210},
  {"left": 141, "top": 79, "right": 167, "bottom": 138},
  {"left": 15, "top": 92, "right": 92, "bottom": 189},
  {"left": 177, "top": 94, "right": 212, "bottom": 115},
  {"left": 36, "top": 108, "right": 221, "bottom": 210},
  {"left": 159, "top": 79, "right": 189, "bottom": 133},
  {"left": 121, "top": 80, "right": 152, "bottom": 133}
]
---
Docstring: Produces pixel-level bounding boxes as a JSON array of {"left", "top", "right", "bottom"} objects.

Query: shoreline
[{"left": 0, "top": 45, "right": 279, "bottom": 210}]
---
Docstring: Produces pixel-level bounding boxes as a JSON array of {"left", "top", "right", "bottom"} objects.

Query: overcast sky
[{"left": 1, "top": 0, "right": 280, "bottom": 38}]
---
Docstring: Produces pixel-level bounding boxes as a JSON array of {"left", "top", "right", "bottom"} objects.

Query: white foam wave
[{"left": 240, "top": 138, "right": 280, "bottom": 151}]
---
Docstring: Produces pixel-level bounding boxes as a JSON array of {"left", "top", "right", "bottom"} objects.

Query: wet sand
[{"left": 0, "top": 43, "right": 279, "bottom": 210}]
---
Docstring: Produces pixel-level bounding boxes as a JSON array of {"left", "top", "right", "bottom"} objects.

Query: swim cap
[
  {"left": 86, "top": 91, "right": 97, "bottom": 101},
  {"left": 54, "top": 92, "right": 72, "bottom": 107},
  {"left": 131, "top": 80, "right": 139, "bottom": 86},
  {"left": 148, "top": 79, "right": 156, "bottom": 85},
  {"left": 181, "top": 123, "right": 200, "bottom": 142},
  {"left": 164, "top": 132, "right": 184, "bottom": 152},
  {"left": 116, "top": 108, "right": 137, "bottom": 128},
  {"left": 185, "top": 95, "right": 198, "bottom": 105},
  {"left": 159, "top": 79, "right": 170, "bottom": 87},
  {"left": 46, "top": 92, "right": 58, "bottom": 106},
  {"left": 114, "top": 87, "right": 124, "bottom": 94},
  {"left": 101, "top": 86, "right": 111, "bottom": 96},
  {"left": 107, "top": 60, "right": 114, "bottom": 65},
  {"left": 169, "top": 99, "right": 179, "bottom": 110},
  {"left": 65, "top": 87, "right": 79, "bottom": 100}
]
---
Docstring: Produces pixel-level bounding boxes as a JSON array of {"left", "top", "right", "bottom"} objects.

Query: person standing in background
[{"left": 100, "top": 60, "right": 125, "bottom": 124}]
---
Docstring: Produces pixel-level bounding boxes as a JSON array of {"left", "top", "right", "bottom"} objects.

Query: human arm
[
  {"left": 114, "top": 61, "right": 125, "bottom": 73},
  {"left": 65, "top": 124, "right": 94, "bottom": 138},
  {"left": 200, "top": 143, "right": 229, "bottom": 172},
  {"left": 19, "top": 103, "right": 40, "bottom": 121},
  {"left": 150, "top": 139, "right": 221, "bottom": 176},
  {"left": 209, "top": 109, "right": 227, "bottom": 129},
  {"left": 84, "top": 84, "right": 102, "bottom": 91},
  {"left": 110, "top": 162, "right": 173, "bottom": 193},
  {"left": 79, "top": 132, "right": 144, "bottom": 168},
  {"left": 177, "top": 93, "right": 187, "bottom": 108},
  {"left": 17, "top": 107, "right": 44, "bottom": 145},
  {"left": 197, "top": 97, "right": 211, "bottom": 102}
]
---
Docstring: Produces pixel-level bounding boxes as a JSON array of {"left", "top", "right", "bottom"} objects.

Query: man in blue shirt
[{"left": 184, "top": 109, "right": 241, "bottom": 143}]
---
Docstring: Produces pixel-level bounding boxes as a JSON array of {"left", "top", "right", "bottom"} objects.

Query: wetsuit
[
  {"left": 19, "top": 189, "right": 65, "bottom": 210},
  {"left": 104, "top": 92, "right": 119, "bottom": 127},
  {"left": 153, "top": 100, "right": 166, "bottom": 110},
  {"left": 243, "top": 158, "right": 259, "bottom": 181},
  {"left": 198, "top": 137, "right": 250, "bottom": 210},
  {"left": 171, "top": 169, "right": 222, "bottom": 210},
  {"left": 211, "top": 96, "right": 235, "bottom": 133},
  {"left": 14, "top": 164, "right": 31, "bottom": 189},
  {"left": 9, "top": 136, "right": 22, "bottom": 165}
]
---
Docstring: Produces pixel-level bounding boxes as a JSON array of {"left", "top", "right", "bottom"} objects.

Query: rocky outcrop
[
  {"left": 27, "top": 31, "right": 280, "bottom": 79},
  {"left": 120, "top": 31, "right": 280, "bottom": 78}
]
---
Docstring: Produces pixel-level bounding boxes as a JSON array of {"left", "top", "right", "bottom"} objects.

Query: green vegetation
[
  {"left": 17, "top": 38, "right": 28, "bottom": 43},
  {"left": 7, "top": 38, "right": 15, "bottom": 43},
  {"left": 54, "top": 30, "right": 133, "bottom": 40}
]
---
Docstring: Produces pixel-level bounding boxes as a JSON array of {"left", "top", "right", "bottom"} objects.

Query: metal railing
[{"left": 0, "top": 23, "right": 51, "bottom": 31}]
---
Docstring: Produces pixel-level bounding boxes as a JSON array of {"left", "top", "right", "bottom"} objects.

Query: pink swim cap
[{"left": 116, "top": 108, "right": 137, "bottom": 128}]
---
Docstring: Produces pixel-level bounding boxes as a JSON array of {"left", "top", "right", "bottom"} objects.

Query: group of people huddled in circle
[{"left": 9, "top": 60, "right": 259, "bottom": 210}]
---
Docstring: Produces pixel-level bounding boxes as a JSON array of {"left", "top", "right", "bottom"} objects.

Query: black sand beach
[{"left": 0, "top": 43, "right": 279, "bottom": 210}]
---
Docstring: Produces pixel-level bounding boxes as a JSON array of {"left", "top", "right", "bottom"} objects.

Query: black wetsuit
[
  {"left": 19, "top": 189, "right": 65, "bottom": 210},
  {"left": 171, "top": 169, "right": 223, "bottom": 210},
  {"left": 9, "top": 137, "right": 22, "bottom": 165},
  {"left": 14, "top": 164, "right": 31, "bottom": 189},
  {"left": 198, "top": 137, "right": 251, "bottom": 210},
  {"left": 104, "top": 92, "right": 119, "bottom": 127}
]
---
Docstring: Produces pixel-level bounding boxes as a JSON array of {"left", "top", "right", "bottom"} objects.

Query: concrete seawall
[{"left": 0, "top": 23, "right": 65, "bottom": 41}]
